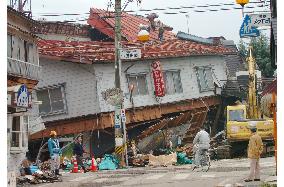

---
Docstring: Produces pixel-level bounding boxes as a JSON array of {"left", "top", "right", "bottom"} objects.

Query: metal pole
[
  {"left": 114, "top": 0, "right": 127, "bottom": 167},
  {"left": 272, "top": 92, "right": 277, "bottom": 174},
  {"left": 186, "top": 15, "right": 190, "bottom": 34}
]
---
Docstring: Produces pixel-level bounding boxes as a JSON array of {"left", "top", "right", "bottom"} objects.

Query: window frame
[
  {"left": 195, "top": 66, "right": 215, "bottom": 92},
  {"left": 10, "top": 116, "right": 29, "bottom": 153},
  {"left": 36, "top": 84, "right": 68, "bottom": 116},
  {"left": 126, "top": 73, "right": 148, "bottom": 96},
  {"left": 163, "top": 70, "right": 183, "bottom": 95}
]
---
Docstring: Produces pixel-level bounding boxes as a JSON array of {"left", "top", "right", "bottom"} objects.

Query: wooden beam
[{"left": 29, "top": 96, "right": 220, "bottom": 140}]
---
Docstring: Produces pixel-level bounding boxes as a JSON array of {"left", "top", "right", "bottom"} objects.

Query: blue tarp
[
  {"left": 98, "top": 154, "right": 119, "bottom": 170},
  {"left": 29, "top": 165, "right": 39, "bottom": 174}
]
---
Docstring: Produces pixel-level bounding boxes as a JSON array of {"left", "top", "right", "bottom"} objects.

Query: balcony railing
[{"left": 7, "top": 57, "right": 41, "bottom": 80}]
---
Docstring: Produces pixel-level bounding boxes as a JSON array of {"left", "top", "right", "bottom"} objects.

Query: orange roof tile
[
  {"left": 87, "top": 8, "right": 176, "bottom": 41},
  {"left": 38, "top": 39, "right": 236, "bottom": 64}
]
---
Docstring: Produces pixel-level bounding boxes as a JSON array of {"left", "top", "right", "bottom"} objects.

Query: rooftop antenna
[
  {"left": 185, "top": 14, "right": 190, "bottom": 34},
  {"left": 9, "top": 0, "right": 33, "bottom": 18}
]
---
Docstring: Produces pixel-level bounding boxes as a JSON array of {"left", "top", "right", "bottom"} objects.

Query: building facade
[{"left": 7, "top": 6, "right": 41, "bottom": 174}]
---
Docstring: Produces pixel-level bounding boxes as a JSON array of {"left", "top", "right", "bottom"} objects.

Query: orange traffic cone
[
  {"left": 72, "top": 157, "right": 78, "bottom": 173},
  {"left": 90, "top": 156, "right": 97, "bottom": 172}
]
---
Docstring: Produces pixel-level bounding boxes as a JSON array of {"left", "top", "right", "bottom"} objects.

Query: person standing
[
  {"left": 244, "top": 123, "right": 264, "bottom": 182},
  {"left": 73, "top": 135, "right": 87, "bottom": 173},
  {"left": 192, "top": 127, "right": 210, "bottom": 167},
  {"left": 177, "top": 135, "right": 182, "bottom": 148},
  {"left": 48, "top": 131, "right": 61, "bottom": 176}
]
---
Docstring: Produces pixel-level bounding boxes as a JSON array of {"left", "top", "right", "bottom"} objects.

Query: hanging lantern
[
  {"left": 236, "top": 0, "right": 249, "bottom": 7},
  {"left": 137, "top": 29, "right": 150, "bottom": 42}
]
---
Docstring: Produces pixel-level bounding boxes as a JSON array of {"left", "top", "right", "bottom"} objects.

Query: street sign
[
  {"left": 121, "top": 116, "right": 126, "bottom": 123},
  {"left": 240, "top": 15, "right": 260, "bottom": 38},
  {"left": 16, "top": 84, "right": 30, "bottom": 107},
  {"left": 114, "top": 105, "right": 122, "bottom": 129},
  {"left": 120, "top": 48, "right": 141, "bottom": 60},
  {"left": 250, "top": 13, "right": 271, "bottom": 27}
]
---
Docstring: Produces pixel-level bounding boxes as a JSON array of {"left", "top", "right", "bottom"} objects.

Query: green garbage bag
[{"left": 177, "top": 152, "right": 192, "bottom": 165}]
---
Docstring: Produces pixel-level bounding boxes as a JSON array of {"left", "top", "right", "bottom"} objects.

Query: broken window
[
  {"left": 37, "top": 84, "right": 67, "bottom": 116},
  {"left": 163, "top": 71, "right": 183, "bottom": 94},
  {"left": 11, "top": 116, "right": 28, "bottom": 151},
  {"left": 196, "top": 67, "right": 215, "bottom": 92},
  {"left": 127, "top": 74, "right": 148, "bottom": 96}
]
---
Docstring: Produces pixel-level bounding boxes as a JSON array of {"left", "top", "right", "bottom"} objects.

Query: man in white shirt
[{"left": 193, "top": 127, "right": 210, "bottom": 167}]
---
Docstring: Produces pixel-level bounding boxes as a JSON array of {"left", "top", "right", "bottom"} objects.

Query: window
[
  {"left": 37, "top": 85, "right": 67, "bottom": 116},
  {"left": 229, "top": 110, "right": 245, "bottom": 121},
  {"left": 24, "top": 40, "right": 28, "bottom": 62},
  {"left": 7, "top": 34, "right": 13, "bottom": 58},
  {"left": 11, "top": 116, "right": 28, "bottom": 151},
  {"left": 163, "top": 71, "right": 183, "bottom": 94},
  {"left": 127, "top": 74, "right": 148, "bottom": 96},
  {"left": 196, "top": 67, "right": 214, "bottom": 92}
]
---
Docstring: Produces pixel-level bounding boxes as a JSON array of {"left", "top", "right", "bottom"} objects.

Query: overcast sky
[{"left": 30, "top": 0, "right": 270, "bottom": 44}]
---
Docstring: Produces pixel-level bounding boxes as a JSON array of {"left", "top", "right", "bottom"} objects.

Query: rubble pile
[
  {"left": 130, "top": 154, "right": 149, "bottom": 167},
  {"left": 17, "top": 171, "right": 62, "bottom": 185},
  {"left": 39, "top": 161, "right": 51, "bottom": 171}
]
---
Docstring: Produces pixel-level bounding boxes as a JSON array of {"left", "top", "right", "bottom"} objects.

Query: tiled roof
[
  {"left": 87, "top": 8, "right": 176, "bottom": 41},
  {"left": 38, "top": 39, "right": 236, "bottom": 63},
  {"left": 32, "top": 21, "right": 91, "bottom": 37}
]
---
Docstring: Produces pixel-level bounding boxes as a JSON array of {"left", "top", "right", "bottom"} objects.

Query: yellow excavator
[{"left": 217, "top": 46, "right": 275, "bottom": 158}]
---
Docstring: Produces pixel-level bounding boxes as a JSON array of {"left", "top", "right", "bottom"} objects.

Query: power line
[{"left": 32, "top": 1, "right": 270, "bottom": 17}]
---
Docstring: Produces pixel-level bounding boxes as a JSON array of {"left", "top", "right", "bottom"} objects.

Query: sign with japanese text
[
  {"left": 151, "top": 61, "right": 165, "bottom": 97},
  {"left": 250, "top": 13, "right": 271, "bottom": 27},
  {"left": 120, "top": 48, "right": 141, "bottom": 60},
  {"left": 114, "top": 105, "right": 122, "bottom": 129},
  {"left": 121, "top": 109, "right": 126, "bottom": 123}
]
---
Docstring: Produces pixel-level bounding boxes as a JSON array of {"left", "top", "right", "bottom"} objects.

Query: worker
[
  {"left": 177, "top": 135, "right": 182, "bottom": 148},
  {"left": 244, "top": 123, "right": 263, "bottom": 182},
  {"left": 192, "top": 127, "right": 210, "bottom": 168},
  {"left": 48, "top": 131, "right": 61, "bottom": 176},
  {"left": 73, "top": 135, "right": 87, "bottom": 173}
]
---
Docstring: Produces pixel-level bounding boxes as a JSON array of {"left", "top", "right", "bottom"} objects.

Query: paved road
[{"left": 35, "top": 157, "right": 276, "bottom": 187}]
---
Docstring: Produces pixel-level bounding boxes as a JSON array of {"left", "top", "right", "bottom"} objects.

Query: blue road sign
[
  {"left": 240, "top": 15, "right": 260, "bottom": 38},
  {"left": 115, "top": 124, "right": 121, "bottom": 129}
]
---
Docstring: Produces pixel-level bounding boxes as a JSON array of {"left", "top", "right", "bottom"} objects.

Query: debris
[
  {"left": 148, "top": 152, "right": 177, "bottom": 166},
  {"left": 16, "top": 171, "right": 62, "bottom": 185},
  {"left": 130, "top": 154, "right": 149, "bottom": 167}
]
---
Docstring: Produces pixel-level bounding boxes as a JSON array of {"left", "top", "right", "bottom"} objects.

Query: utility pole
[{"left": 114, "top": 0, "right": 127, "bottom": 167}]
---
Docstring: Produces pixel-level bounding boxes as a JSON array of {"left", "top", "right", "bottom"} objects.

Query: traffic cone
[
  {"left": 90, "top": 156, "right": 97, "bottom": 172},
  {"left": 72, "top": 157, "right": 78, "bottom": 173}
]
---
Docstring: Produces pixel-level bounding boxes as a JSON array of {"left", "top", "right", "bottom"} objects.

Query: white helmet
[{"left": 248, "top": 121, "right": 257, "bottom": 129}]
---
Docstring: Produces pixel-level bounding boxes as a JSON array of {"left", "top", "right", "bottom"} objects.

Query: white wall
[
  {"left": 31, "top": 59, "right": 100, "bottom": 123},
  {"left": 95, "top": 55, "right": 228, "bottom": 112},
  {"left": 7, "top": 115, "right": 29, "bottom": 175}
]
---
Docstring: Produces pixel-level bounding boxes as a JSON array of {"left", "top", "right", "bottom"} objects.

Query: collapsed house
[{"left": 28, "top": 8, "right": 236, "bottom": 160}]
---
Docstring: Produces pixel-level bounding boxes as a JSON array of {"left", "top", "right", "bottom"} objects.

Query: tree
[{"left": 238, "top": 34, "right": 275, "bottom": 78}]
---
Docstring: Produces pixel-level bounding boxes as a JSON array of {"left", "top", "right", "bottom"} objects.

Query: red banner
[{"left": 151, "top": 61, "right": 165, "bottom": 97}]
